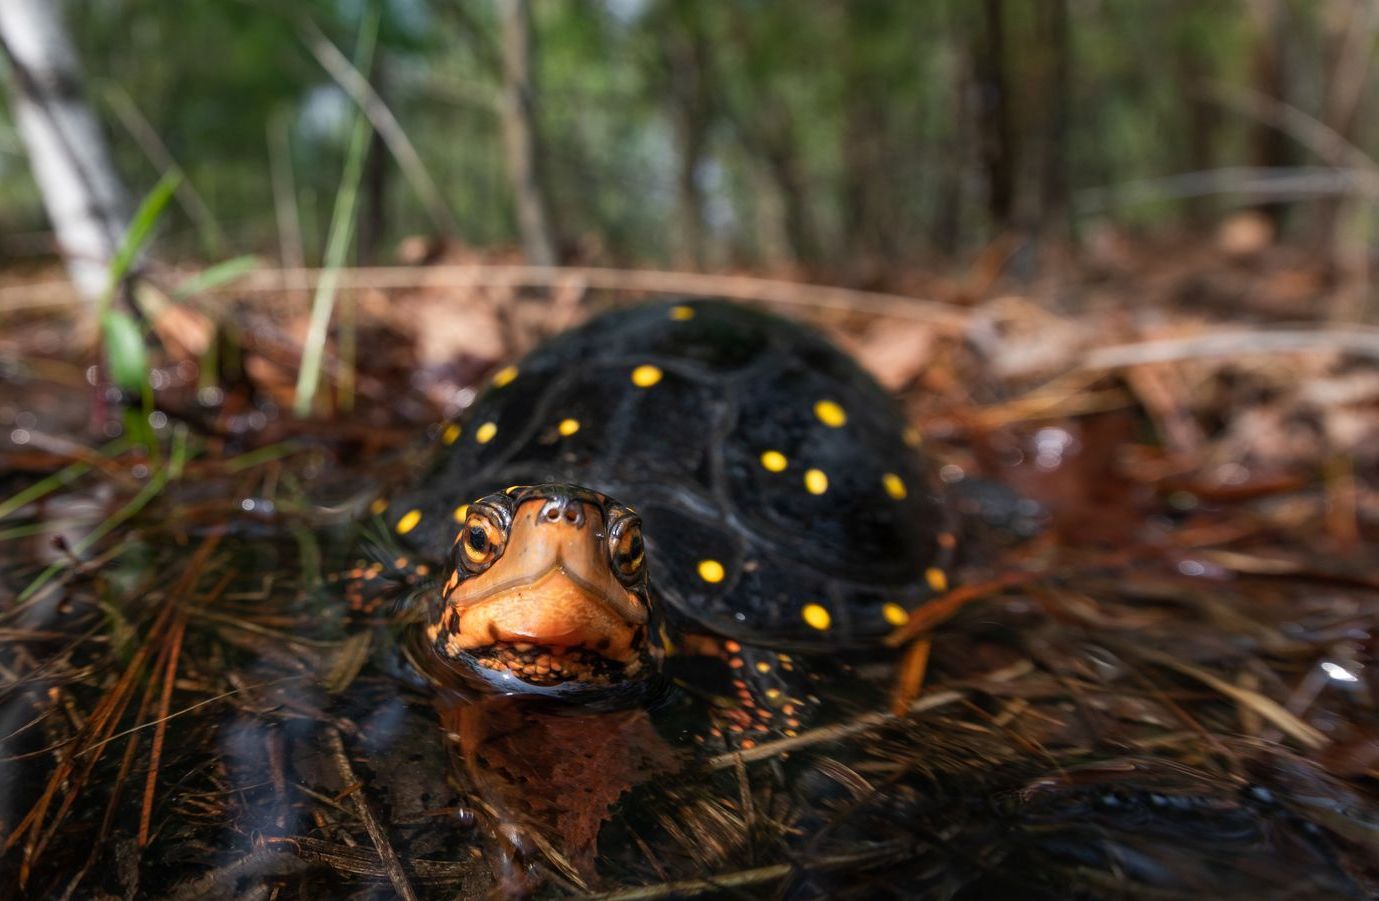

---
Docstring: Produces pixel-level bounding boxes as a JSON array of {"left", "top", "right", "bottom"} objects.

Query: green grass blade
[
  {"left": 173, "top": 254, "right": 260, "bottom": 300},
  {"left": 224, "top": 440, "right": 305, "bottom": 474},
  {"left": 100, "top": 171, "right": 181, "bottom": 317},
  {"left": 12, "top": 429, "right": 189, "bottom": 602},
  {"left": 0, "top": 438, "right": 130, "bottom": 521},
  {"left": 17, "top": 463, "right": 172, "bottom": 602},
  {"left": 293, "top": 9, "right": 379, "bottom": 418}
]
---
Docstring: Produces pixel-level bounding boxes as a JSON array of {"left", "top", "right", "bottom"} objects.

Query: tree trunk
[
  {"left": 838, "top": 3, "right": 892, "bottom": 273},
  {"left": 1034, "top": 0, "right": 1070, "bottom": 241},
  {"left": 662, "top": 10, "right": 711, "bottom": 270},
  {"left": 934, "top": 11, "right": 971, "bottom": 256},
  {"left": 761, "top": 123, "right": 818, "bottom": 266},
  {"left": 1319, "top": 0, "right": 1377, "bottom": 320},
  {"left": 716, "top": 3, "right": 818, "bottom": 268},
  {"left": 1244, "top": 0, "right": 1292, "bottom": 231},
  {"left": 358, "top": 60, "right": 390, "bottom": 266},
  {"left": 0, "top": 0, "right": 129, "bottom": 302},
  {"left": 972, "top": 0, "right": 1016, "bottom": 229},
  {"left": 1175, "top": 1, "right": 1218, "bottom": 227},
  {"left": 497, "top": 0, "right": 557, "bottom": 266}
]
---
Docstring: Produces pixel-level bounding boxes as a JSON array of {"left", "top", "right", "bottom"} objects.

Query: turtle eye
[
  {"left": 608, "top": 515, "right": 645, "bottom": 582},
  {"left": 457, "top": 510, "right": 505, "bottom": 573}
]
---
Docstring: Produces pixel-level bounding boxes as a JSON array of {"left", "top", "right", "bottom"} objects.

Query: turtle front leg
[
  {"left": 664, "top": 636, "right": 822, "bottom": 752},
  {"left": 326, "top": 553, "right": 434, "bottom": 620}
]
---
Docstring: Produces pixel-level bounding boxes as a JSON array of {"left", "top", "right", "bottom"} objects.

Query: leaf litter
[{"left": 0, "top": 243, "right": 1377, "bottom": 897}]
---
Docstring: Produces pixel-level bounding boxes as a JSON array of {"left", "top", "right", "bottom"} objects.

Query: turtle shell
[{"left": 382, "top": 299, "right": 956, "bottom": 650}]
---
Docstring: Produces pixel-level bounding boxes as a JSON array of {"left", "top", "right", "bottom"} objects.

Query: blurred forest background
[{"left": 3, "top": 0, "right": 1377, "bottom": 291}]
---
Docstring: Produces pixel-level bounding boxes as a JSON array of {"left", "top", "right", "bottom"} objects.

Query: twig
[
  {"left": 1131, "top": 647, "right": 1328, "bottom": 750},
  {"left": 58, "top": 611, "right": 175, "bottom": 900},
  {"left": 576, "top": 844, "right": 912, "bottom": 900},
  {"left": 0, "top": 266, "right": 969, "bottom": 328},
  {"left": 889, "top": 638, "right": 932, "bottom": 716},
  {"left": 295, "top": 14, "right": 460, "bottom": 235},
  {"left": 138, "top": 612, "right": 187, "bottom": 846},
  {"left": 1076, "top": 165, "right": 1379, "bottom": 212},
  {"left": 68, "top": 675, "right": 309, "bottom": 758},
  {"left": 267, "top": 108, "right": 308, "bottom": 284},
  {"left": 221, "top": 264, "right": 970, "bottom": 328},
  {"left": 263, "top": 835, "right": 476, "bottom": 883},
  {"left": 884, "top": 571, "right": 1038, "bottom": 647},
  {"left": 1081, "top": 328, "right": 1379, "bottom": 370},
  {"left": 1207, "top": 82, "right": 1377, "bottom": 172},
  {"left": 103, "top": 84, "right": 226, "bottom": 254},
  {"left": 9, "top": 603, "right": 173, "bottom": 883},
  {"left": 324, "top": 725, "right": 419, "bottom": 901},
  {"left": 164, "top": 847, "right": 310, "bottom": 900}
]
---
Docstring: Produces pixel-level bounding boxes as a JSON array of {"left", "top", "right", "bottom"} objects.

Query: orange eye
[
  {"left": 608, "top": 515, "right": 645, "bottom": 582},
  {"left": 459, "top": 511, "right": 505, "bottom": 571}
]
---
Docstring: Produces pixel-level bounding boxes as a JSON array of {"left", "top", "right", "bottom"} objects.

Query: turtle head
[{"left": 426, "top": 484, "right": 658, "bottom": 696}]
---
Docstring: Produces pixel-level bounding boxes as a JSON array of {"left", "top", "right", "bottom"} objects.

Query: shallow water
[
  {"left": 1, "top": 345, "right": 1377, "bottom": 898},
  {"left": 3, "top": 502, "right": 1377, "bottom": 899}
]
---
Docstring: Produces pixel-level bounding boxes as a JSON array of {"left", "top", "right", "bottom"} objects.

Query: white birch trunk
[{"left": 0, "top": 0, "right": 129, "bottom": 302}]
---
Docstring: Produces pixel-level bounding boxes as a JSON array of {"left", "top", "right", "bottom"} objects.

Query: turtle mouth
[{"left": 468, "top": 640, "right": 646, "bottom": 687}]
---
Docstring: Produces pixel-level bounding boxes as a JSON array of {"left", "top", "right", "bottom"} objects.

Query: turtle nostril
[{"left": 539, "top": 495, "right": 586, "bottom": 526}]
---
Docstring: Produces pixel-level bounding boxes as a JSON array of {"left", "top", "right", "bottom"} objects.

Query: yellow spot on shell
[
  {"left": 492, "top": 366, "right": 518, "bottom": 388},
  {"left": 755, "top": 661, "right": 771, "bottom": 674},
  {"left": 802, "top": 603, "right": 832, "bottom": 630},
  {"left": 669, "top": 305, "right": 695, "bottom": 320},
  {"left": 760, "top": 450, "right": 787, "bottom": 472},
  {"left": 883, "top": 603, "right": 910, "bottom": 626},
  {"left": 558, "top": 418, "right": 580, "bottom": 436},
  {"left": 475, "top": 422, "right": 497, "bottom": 444},
  {"left": 814, "top": 399, "right": 847, "bottom": 428},
  {"left": 697, "top": 559, "right": 725, "bottom": 583},
  {"left": 396, "top": 509, "right": 422, "bottom": 535},
  {"left": 804, "top": 468, "right": 829, "bottom": 495},
  {"left": 883, "top": 473, "right": 908, "bottom": 499},
  {"left": 452, "top": 503, "right": 469, "bottom": 522},
  {"left": 441, "top": 423, "right": 462, "bottom": 445},
  {"left": 631, "top": 364, "right": 663, "bottom": 387},
  {"left": 926, "top": 567, "right": 949, "bottom": 592},
  {"left": 369, "top": 497, "right": 388, "bottom": 515}
]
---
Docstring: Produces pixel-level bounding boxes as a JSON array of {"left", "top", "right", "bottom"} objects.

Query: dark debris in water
[{"left": 2, "top": 286, "right": 1379, "bottom": 898}]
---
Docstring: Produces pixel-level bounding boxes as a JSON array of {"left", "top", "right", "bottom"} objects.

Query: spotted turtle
[{"left": 361, "top": 299, "right": 960, "bottom": 740}]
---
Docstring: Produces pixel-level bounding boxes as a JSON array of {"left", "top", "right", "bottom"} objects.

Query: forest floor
[{"left": 1, "top": 228, "right": 1378, "bottom": 897}]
